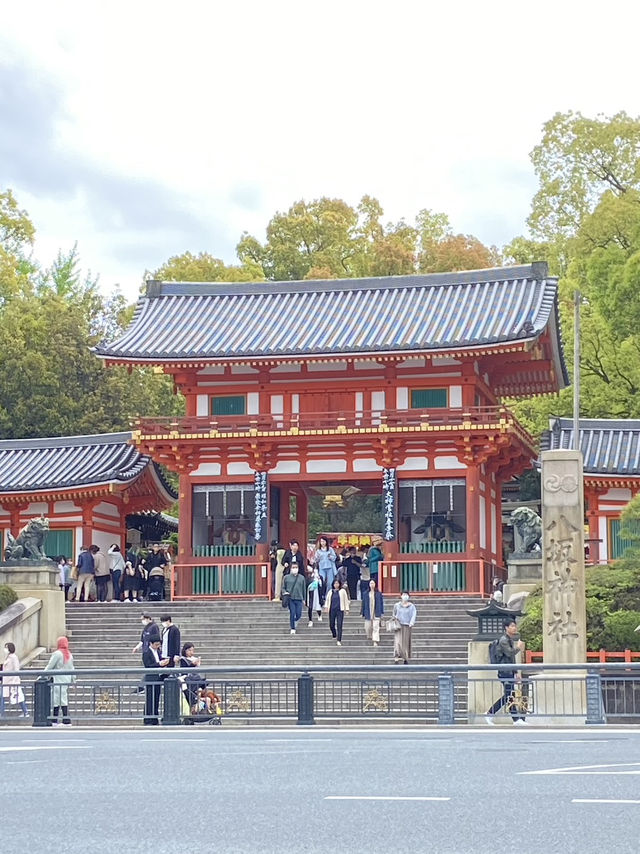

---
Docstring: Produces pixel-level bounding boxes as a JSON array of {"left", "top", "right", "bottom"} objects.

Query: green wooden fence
[
  {"left": 400, "top": 541, "right": 465, "bottom": 554},
  {"left": 609, "top": 518, "right": 639, "bottom": 560},
  {"left": 192, "top": 546, "right": 257, "bottom": 594},
  {"left": 399, "top": 541, "right": 466, "bottom": 592},
  {"left": 193, "top": 545, "right": 256, "bottom": 557}
]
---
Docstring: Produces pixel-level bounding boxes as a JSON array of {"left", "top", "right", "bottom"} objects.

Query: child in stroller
[
  {"left": 147, "top": 568, "right": 165, "bottom": 601},
  {"left": 193, "top": 687, "right": 222, "bottom": 717}
]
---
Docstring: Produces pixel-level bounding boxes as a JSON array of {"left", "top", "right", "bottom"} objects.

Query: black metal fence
[{"left": 1, "top": 664, "right": 640, "bottom": 726}]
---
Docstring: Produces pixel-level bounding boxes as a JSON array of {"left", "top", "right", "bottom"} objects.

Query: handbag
[
  {"left": 386, "top": 618, "right": 401, "bottom": 633},
  {"left": 9, "top": 686, "right": 25, "bottom": 705},
  {"left": 281, "top": 590, "right": 290, "bottom": 608},
  {"left": 70, "top": 565, "right": 79, "bottom": 581}
]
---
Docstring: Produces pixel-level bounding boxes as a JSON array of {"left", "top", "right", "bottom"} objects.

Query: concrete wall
[{"left": 0, "top": 598, "right": 42, "bottom": 663}]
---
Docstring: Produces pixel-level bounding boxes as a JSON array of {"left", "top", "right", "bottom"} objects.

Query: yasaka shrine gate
[{"left": 97, "top": 263, "right": 568, "bottom": 599}]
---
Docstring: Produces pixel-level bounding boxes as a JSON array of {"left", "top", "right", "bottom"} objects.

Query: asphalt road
[{"left": 0, "top": 727, "right": 639, "bottom": 853}]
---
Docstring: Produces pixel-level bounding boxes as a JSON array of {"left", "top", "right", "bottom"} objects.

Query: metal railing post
[
  {"left": 162, "top": 675, "right": 182, "bottom": 726},
  {"left": 585, "top": 672, "right": 605, "bottom": 725},
  {"left": 437, "top": 673, "right": 455, "bottom": 726},
  {"left": 32, "top": 676, "right": 52, "bottom": 727},
  {"left": 297, "top": 673, "right": 315, "bottom": 725}
]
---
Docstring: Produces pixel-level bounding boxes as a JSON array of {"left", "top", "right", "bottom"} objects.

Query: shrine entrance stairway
[{"left": 52, "top": 596, "right": 481, "bottom": 669}]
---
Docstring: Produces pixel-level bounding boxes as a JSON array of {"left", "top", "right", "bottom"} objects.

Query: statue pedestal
[
  {"left": 0, "top": 563, "right": 65, "bottom": 649},
  {"left": 504, "top": 556, "right": 543, "bottom": 603}
]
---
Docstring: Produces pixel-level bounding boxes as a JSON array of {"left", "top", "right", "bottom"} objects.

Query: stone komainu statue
[
  {"left": 4, "top": 516, "right": 50, "bottom": 561},
  {"left": 510, "top": 506, "right": 542, "bottom": 553}
]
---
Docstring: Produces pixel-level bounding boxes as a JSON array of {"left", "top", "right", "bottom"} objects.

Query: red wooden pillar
[
  {"left": 177, "top": 474, "right": 193, "bottom": 597},
  {"left": 585, "top": 486, "right": 600, "bottom": 565},
  {"left": 494, "top": 475, "right": 504, "bottom": 566},
  {"left": 9, "top": 504, "right": 28, "bottom": 537},
  {"left": 466, "top": 464, "right": 481, "bottom": 593},
  {"left": 185, "top": 394, "right": 197, "bottom": 417},
  {"left": 461, "top": 363, "right": 476, "bottom": 408},
  {"left": 81, "top": 500, "right": 98, "bottom": 548}
]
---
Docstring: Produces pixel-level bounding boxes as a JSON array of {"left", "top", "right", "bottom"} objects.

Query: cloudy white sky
[{"left": 1, "top": 0, "right": 639, "bottom": 301}]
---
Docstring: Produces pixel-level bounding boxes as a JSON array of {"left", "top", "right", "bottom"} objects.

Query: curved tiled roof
[
  {"left": 96, "top": 264, "right": 567, "bottom": 381},
  {"left": 0, "top": 431, "right": 174, "bottom": 494},
  {"left": 542, "top": 418, "right": 640, "bottom": 476}
]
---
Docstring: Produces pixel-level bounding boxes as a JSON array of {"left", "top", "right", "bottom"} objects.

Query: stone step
[{"left": 29, "top": 597, "right": 482, "bottom": 673}]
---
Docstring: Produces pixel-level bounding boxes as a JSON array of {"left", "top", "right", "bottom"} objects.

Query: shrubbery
[
  {"left": 0, "top": 585, "right": 18, "bottom": 613},
  {"left": 519, "top": 566, "right": 640, "bottom": 652}
]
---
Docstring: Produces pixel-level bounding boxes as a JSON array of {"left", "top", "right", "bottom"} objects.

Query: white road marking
[
  {"left": 140, "top": 738, "right": 208, "bottom": 743},
  {"left": 573, "top": 799, "right": 640, "bottom": 804},
  {"left": 267, "top": 738, "right": 333, "bottom": 743},
  {"left": 324, "top": 796, "right": 450, "bottom": 801},
  {"left": 521, "top": 762, "right": 640, "bottom": 776},
  {"left": 0, "top": 745, "right": 90, "bottom": 753}
]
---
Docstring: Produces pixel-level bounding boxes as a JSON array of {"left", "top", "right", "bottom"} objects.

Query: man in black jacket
[
  {"left": 132, "top": 614, "right": 161, "bottom": 659},
  {"left": 160, "top": 615, "right": 181, "bottom": 667},
  {"left": 142, "top": 639, "right": 170, "bottom": 724},
  {"left": 485, "top": 619, "right": 526, "bottom": 725}
]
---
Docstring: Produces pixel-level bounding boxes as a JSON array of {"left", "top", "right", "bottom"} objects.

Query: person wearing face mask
[
  {"left": 1, "top": 642, "right": 28, "bottom": 718},
  {"left": 392, "top": 591, "right": 417, "bottom": 664},
  {"left": 132, "top": 614, "right": 161, "bottom": 659},
  {"left": 282, "top": 540, "right": 305, "bottom": 577},
  {"left": 160, "top": 615, "right": 181, "bottom": 667},
  {"left": 281, "top": 563, "right": 307, "bottom": 635}
]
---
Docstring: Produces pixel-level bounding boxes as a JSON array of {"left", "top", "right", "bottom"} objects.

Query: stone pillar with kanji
[
  {"left": 541, "top": 449, "right": 586, "bottom": 664},
  {"left": 538, "top": 449, "right": 587, "bottom": 722}
]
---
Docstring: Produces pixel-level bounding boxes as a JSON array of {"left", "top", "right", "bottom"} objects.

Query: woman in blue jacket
[{"left": 361, "top": 579, "right": 384, "bottom": 647}]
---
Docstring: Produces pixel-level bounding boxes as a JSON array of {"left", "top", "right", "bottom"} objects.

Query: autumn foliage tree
[{"left": 236, "top": 196, "right": 495, "bottom": 281}]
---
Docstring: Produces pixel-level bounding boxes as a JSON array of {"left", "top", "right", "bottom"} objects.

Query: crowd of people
[
  {"left": 57, "top": 543, "right": 172, "bottom": 603},
  {"left": 273, "top": 535, "right": 417, "bottom": 663}
]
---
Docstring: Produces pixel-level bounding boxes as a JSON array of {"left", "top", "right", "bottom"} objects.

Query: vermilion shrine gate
[{"left": 96, "top": 263, "right": 568, "bottom": 598}]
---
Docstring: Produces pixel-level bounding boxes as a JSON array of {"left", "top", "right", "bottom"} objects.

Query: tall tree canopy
[
  {"left": 511, "top": 111, "right": 640, "bottom": 436},
  {"left": 150, "top": 251, "right": 262, "bottom": 283},
  {"left": 236, "top": 196, "right": 496, "bottom": 281},
  {"left": 0, "top": 200, "right": 181, "bottom": 439}
]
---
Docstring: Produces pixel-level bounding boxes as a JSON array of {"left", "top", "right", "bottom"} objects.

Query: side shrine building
[
  {"left": 542, "top": 417, "right": 640, "bottom": 564},
  {"left": 96, "top": 263, "right": 568, "bottom": 598},
  {"left": 0, "top": 432, "right": 176, "bottom": 558}
]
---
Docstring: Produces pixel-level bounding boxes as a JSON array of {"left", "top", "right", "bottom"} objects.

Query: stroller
[
  {"left": 147, "top": 569, "right": 165, "bottom": 601},
  {"left": 180, "top": 676, "right": 223, "bottom": 726}
]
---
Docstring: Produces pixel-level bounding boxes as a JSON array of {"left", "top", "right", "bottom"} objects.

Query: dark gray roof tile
[
  {"left": 0, "top": 432, "right": 170, "bottom": 494},
  {"left": 96, "top": 264, "right": 567, "bottom": 384},
  {"left": 542, "top": 418, "right": 640, "bottom": 476}
]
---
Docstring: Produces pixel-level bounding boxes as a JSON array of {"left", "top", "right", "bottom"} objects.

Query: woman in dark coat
[
  {"left": 176, "top": 643, "right": 205, "bottom": 711},
  {"left": 122, "top": 560, "right": 143, "bottom": 603},
  {"left": 361, "top": 579, "right": 384, "bottom": 647}
]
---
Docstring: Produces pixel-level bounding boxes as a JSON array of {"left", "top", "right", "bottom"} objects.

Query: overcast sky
[{"left": 1, "top": 0, "right": 639, "bottom": 301}]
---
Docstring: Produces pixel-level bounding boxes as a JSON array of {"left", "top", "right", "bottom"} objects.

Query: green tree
[
  {"left": 0, "top": 247, "right": 181, "bottom": 439},
  {"left": 528, "top": 111, "right": 640, "bottom": 247},
  {"left": 150, "top": 250, "right": 262, "bottom": 283},
  {"left": 511, "top": 113, "right": 640, "bottom": 434},
  {"left": 238, "top": 197, "right": 360, "bottom": 281},
  {"left": 238, "top": 196, "right": 495, "bottom": 282},
  {"left": 0, "top": 188, "right": 36, "bottom": 303}
]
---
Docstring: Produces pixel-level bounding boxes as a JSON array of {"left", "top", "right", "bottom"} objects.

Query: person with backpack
[{"left": 485, "top": 618, "right": 527, "bottom": 725}]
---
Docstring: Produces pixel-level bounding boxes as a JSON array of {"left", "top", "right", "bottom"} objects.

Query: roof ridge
[
  {"left": 0, "top": 431, "right": 133, "bottom": 450},
  {"left": 145, "top": 262, "right": 550, "bottom": 299},
  {"left": 551, "top": 417, "right": 640, "bottom": 428}
]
